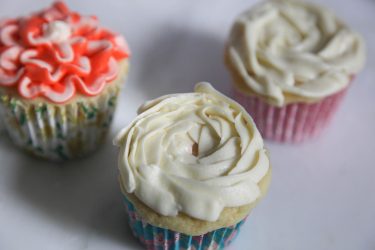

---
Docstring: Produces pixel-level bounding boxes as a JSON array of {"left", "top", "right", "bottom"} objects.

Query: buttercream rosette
[
  {"left": 0, "top": 2, "right": 130, "bottom": 160},
  {"left": 226, "top": 0, "right": 365, "bottom": 142},
  {"left": 115, "top": 83, "right": 271, "bottom": 249}
]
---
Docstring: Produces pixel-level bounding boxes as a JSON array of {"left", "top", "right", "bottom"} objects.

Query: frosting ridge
[
  {"left": 0, "top": 1, "right": 130, "bottom": 103},
  {"left": 115, "top": 82, "right": 270, "bottom": 221},
  {"left": 227, "top": 0, "right": 365, "bottom": 106}
]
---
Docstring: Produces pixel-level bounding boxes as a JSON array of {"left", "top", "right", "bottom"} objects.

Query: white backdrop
[{"left": 0, "top": 1, "right": 374, "bottom": 250}]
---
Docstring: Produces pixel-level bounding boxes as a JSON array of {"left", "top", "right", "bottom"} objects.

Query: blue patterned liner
[{"left": 123, "top": 196, "right": 246, "bottom": 250}]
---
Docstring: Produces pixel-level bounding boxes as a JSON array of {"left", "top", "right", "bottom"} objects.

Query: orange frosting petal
[{"left": 0, "top": 1, "right": 130, "bottom": 103}]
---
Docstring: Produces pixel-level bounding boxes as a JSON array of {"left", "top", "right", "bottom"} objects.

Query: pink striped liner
[{"left": 234, "top": 87, "right": 349, "bottom": 143}]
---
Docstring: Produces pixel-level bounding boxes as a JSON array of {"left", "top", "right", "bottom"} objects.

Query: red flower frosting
[{"left": 0, "top": 1, "right": 130, "bottom": 103}]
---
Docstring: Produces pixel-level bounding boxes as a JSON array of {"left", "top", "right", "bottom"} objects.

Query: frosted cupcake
[
  {"left": 114, "top": 83, "right": 271, "bottom": 250},
  {"left": 0, "top": 2, "right": 130, "bottom": 160},
  {"left": 225, "top": 0, "right": 365, "bottom": 142}
]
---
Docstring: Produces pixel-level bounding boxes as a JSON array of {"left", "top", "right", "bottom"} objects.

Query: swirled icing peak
[
  {"left": 227, "top": 0, "right": 365, "bottom": 106},
  {"left": 0, "top": 1, "right": 130, "bottom": 103},
  {"left": 114, "top": 82, "right": 270, "bottom": 221}
]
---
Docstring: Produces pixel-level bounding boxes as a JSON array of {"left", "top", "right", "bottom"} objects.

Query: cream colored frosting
[
  {"left": 114, "top": 82, "right": 270, "bottom": 222},
  {"left": 43, "top": 20, "right": 72, "bottom": 43},
  {"left": 228, "top": 0, "right": 365, "bottom": 106}
]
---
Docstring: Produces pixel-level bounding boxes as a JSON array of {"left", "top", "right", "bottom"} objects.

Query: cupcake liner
[
  {"left": 123, "top": 196, "right": 245, "bottom": 250},
  {"left": 0, "top": 117, "right": 3, "bottom": 133},
  {"left": 234, "top": 87, "right": 349, "bottom": 143},
  {"left": 0, "top": 86, "right": 120, "bottom": 161}
]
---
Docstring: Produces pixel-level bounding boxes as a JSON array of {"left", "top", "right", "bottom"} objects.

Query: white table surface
[{"left": 0, "top": 0, "right": 374, "bottom": 250}]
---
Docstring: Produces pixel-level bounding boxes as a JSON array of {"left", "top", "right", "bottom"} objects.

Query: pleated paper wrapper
[
  {"left": 0, "top": 86, "right": 120, "bottom": 161},
  {"left": 234, "top": 87, "right": 349, "bottom": 143},
  {"left": 123, "top": 196, "right": 245, "bottom": 250}
]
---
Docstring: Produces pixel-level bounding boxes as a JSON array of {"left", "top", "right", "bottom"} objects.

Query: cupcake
[
  {"left": 0, "top": 2, "right": 130, "bottom": 160},
  {"left": 225, "top": 0, "right": 365, "bottom": 143},
  {"left": 114, "top": 82, "right": 271, "bottom": 250}
]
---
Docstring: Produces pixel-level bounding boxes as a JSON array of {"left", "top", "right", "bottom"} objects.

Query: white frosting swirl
[
  {"left": 227, "top": 0, "right": 365, "bottom": 106},
  {"left": 30, "top": 21, "right": 72, "bottom": 45},
  {"left": 114, "top": 83, "right": 270, "bottom": 222},
  {"left": 44, "top": 20, "right": 71, "bottom": 43},
  {"left": 45, "top": 20, "right": 72, "bottom": 43}
]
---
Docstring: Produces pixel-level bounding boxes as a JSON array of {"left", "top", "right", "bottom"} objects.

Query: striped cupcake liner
[
  {"left": 123, "top": 196, "right": 245, "bottom": 250},
  {"left": 234, "top": 87, "right": 349, "bottom": 143},
  {"left": 0, "top": 117, "right": 3, "bottom": 133},
  {"left": 0, "top": 87, "right": 120, "bottom": 161}
]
